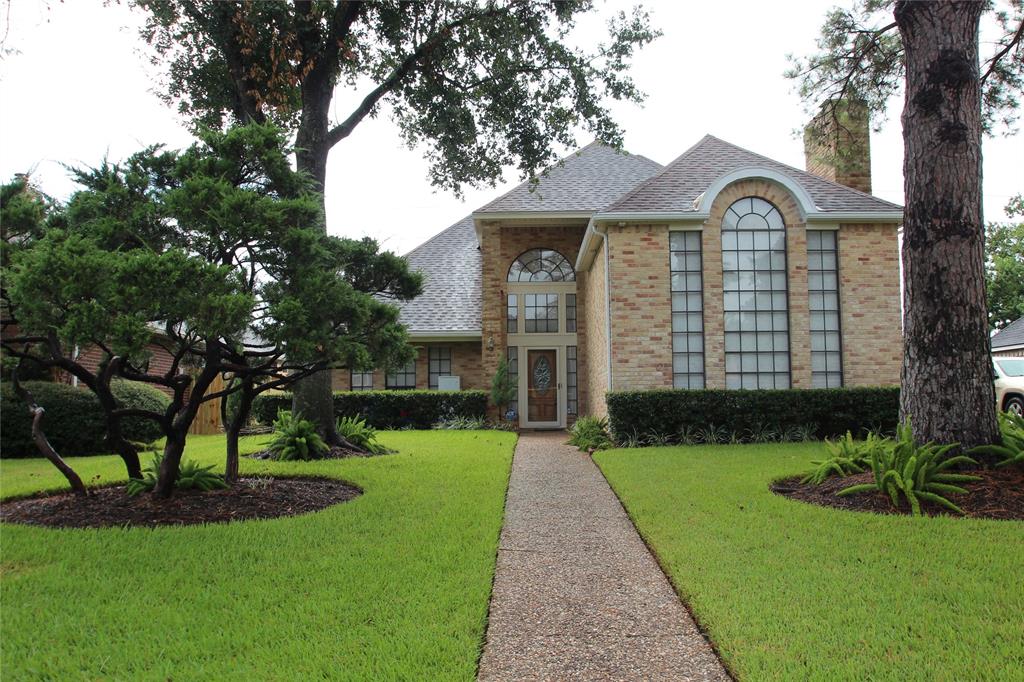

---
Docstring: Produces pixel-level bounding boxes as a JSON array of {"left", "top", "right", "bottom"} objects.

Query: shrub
[
  {"left": 267, "top": 411, "right": 329, "bottom": 461},
  {"left": 606, "top": 387, "right": 899, "bottom": 444},
  {"left": 970, "top": 411, "right": 1024, "bottom": 467},
  {"left": 126, "top": 452, "right": 228, "bottom": 496},
  {"left": 837, "top": 422, "right": 981, "bottom": 516},
  {"left": 251, "top": 390, "right": 488, "bottom": 429},
  {"left": 433, "top": 415, "right": 488, "bottom": 430},
  {"left": 800, "top": 431, "right": 879, "bottom": 485},
  {"left": 336, "top": 415, "right": 387, "bottom": 454},
  {"left": 567, "top": 416, "right": 613, "bottom": 452},
  {"left": 1, "top": 380, "right": 170, "bottom": 458}
]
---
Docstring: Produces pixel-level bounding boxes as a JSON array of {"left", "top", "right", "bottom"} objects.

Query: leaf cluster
[
  {"left": 837, "top": 422, "right": 981, "bottom": 515},
  {"left": 126, "top": 452, "right": 228, "bottom": 496},
  {"left": 567, "top": 415, "right": 613, "bottom": 452},
  {"left": 267, "top": 410, "right": 330, "bottom": 461},
  {"left": 970, "top": 410, "right": 1024, "bottom": 467}
]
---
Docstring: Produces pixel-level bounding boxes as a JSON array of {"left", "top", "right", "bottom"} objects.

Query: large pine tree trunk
[
  {"left": 291, "top": 81, "right": 342, "bottom": 444},
  {"left": 894, "top": 0, "right": 998, "bottom": 449}
]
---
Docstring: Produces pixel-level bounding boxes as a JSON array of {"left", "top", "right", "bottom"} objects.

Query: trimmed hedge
[
  {"left": 606, "top": 387, "right": 899, "bottom": 442},
  {"left": 1, "top": 380, "right": 170, "bottom": 458},
  {"left": 252, "top": 390, "right": 489, "bottom": 429}
]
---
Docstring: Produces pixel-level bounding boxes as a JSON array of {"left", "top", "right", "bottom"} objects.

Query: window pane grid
[
  {"left": 808, "top": 230, "right": 843, "bottom": 388},
  {"left": 508, "top": 248, "right": 576, "bottom": 282},
  {"left": 670, "top": 230, "right": 705, "bottom": 389},
  {"left": 428, "top": 347, "right": 452, "bottom": 390},
  {"left": 386, "top": 359, "right": 416, "bottom": 390},
  {"left": 565, "top": 294, "right": 577, "bottom": 333},
  {"left": 350, "top": 370, "right": 373, "bottom": 391},
  {"left": 524, "top": 293, "right": 559, "bottom": 333},
  {"left": 567, "top": 345, "right": 578, "bottom": 415},
  {"left": 506, "top": 347, "right": 519, "bottom": 415},
  {"left": 507, "top": 294, "right": 518, "bottom": 333},
  {"left": 722, "top": 197, "right": 791, "bottom": 389}
]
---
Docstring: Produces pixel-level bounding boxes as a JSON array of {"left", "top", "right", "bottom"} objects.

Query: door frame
[{"left": 519, "top": 345, "right": 566, "bottom": 429}]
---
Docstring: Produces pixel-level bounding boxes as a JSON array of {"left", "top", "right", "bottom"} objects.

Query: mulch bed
[
  {"left": 0, "top": 477, "right": 361, "bottom": 529},
  {"left": 771, "top": 467, "right": 1024, "bottom": 520}
]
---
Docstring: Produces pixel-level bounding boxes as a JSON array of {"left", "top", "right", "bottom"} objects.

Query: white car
[{"left": 993, "top": 357, "right": 1024, "bottom": 417}]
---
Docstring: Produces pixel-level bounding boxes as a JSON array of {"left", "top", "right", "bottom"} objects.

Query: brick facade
[
  {"left": 330, "top": 340, "right": 484, "bottom": 392},
  {"left": 579, "top": 238, "right": 609, "bottom": 416}
]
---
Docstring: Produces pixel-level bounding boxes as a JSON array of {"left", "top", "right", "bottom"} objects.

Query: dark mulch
[
  {"left": 247, "top": 445, "right": 392, "bottom": 460},
  {"left": 771, "top": 467, "right": 1024, "bottom": 521},
  {"left": 0, "top": 477, "right": 361, "bottom": 529}
]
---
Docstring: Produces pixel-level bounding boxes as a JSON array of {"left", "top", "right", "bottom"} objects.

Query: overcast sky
[{"left": 1, "top": 0, "right": 1021, "bottom": 255}]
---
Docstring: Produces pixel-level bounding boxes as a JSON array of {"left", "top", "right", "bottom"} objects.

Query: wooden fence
[{"left": 188, "top": 373, "right": 225, "bottom": 435}]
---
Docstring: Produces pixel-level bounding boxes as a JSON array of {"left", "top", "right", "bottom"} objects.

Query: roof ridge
[
  {"left": 604, "top": 135, "right": 714, "bottom": 211},
  {"left": 402, "top": 214, "right": 473, "bottom": 258},
  {"left": 703, "top": 135, "right": 902, "bottom": 209}
]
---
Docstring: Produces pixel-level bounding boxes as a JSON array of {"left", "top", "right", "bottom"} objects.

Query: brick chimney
[{"left": 803, "top": 99, "right": 872, "bottom": 194}]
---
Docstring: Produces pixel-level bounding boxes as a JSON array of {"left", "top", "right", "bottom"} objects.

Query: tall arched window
[
  {"left": 507, "top": 248, "right": 575, "bottom": 282},
  {"left": 722, "top": 197, "right": 790, "bottom": 389}
]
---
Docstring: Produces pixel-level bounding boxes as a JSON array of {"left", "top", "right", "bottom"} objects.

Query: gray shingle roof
[
  {"left": 475, "top": 141, "right": 663, "bottom": 213},
  {"left": 395, "top": 216, "right": 481, "bottom": 334},
  {"left": 605, "top": 135, "right": 903, "bottom": 214},
  {"left": 992, "top": 317, "right": 1024, "bottom": 350}
]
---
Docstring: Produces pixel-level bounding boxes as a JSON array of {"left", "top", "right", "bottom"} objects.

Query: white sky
[{"left": 1, "top": 0, "right": 1021, "bottom": 256}]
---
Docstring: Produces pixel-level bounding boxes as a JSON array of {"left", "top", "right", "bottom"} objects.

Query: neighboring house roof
[
  {"left": 395, "top": 215, "right": 482, "bottom": 335},
  {"left": 604, "top": 135, "right": 903, "bottom": 215},
  {"left": 992, "top": 317, "right": 1024, "bottom": 350},
  {"left": 475, "top": 141, "right": 663, "bottom": 214}
]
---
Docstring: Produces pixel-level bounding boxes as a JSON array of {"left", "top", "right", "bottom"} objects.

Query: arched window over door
[{"left": 507, "top": 248, "right": 575, "bottom": 282}]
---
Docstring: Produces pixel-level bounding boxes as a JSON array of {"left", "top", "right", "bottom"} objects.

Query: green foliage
[
  {"left": 801, "top": 431, "right": 882, "bottom": 485},
  {"left": 252, "top": 390, "right": 488, "bottom": 430},
  {"left": 787, "top": 1, "right": 1023, "bottom": 135},
  {"left": 134, "top": 1, "right": 659, "bottom": 193},
  {"left": 567, "top": 416, "right": 613, "bottom": 452},
  {"left": 267, "top": 411, "right": 329, "bottom": 461},
  {"left": 837, "top": 422, "right": 981, "bottom": 515},
  {"left": 985, "top": 194, "right": 1024, "bottom": 329},
  {"left": 489, "top": 353, "right": 517, "bottom": 413},
  {"left": 336, "top": 415, "right": 386, "bottom": 455},
  {"left": 969, "top": 410, "right": 1024, "bottom": 467},
  {"left": 0, "top": 380, "right": 169, "bottom": 458},
  {"left": 125, "top": 452, "right": 228, "bottom": 496},
  {"left": 432, "top": 415, "right": 489, "bottom": 431},
  {"left": 606, "top": 387, "right": 898, "bottom": 444}
]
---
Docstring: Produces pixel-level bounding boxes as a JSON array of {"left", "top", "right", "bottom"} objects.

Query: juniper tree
[{"left": 133, "top": 0, "right": 659, "bottom": 442}]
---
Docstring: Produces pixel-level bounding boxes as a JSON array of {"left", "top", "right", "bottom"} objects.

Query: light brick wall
[
  {"left": 838, "top": 223, "right": 902, "bottom": 385},
  {"left": 603, "top": 179, "right": 901, "bottom": 392},
  {"left": 579, "top": 238, "right": 609, "bottom": 416},
  {"left": 607, "top": 224, "right": 674, "bottom": 390},
  {"left": 329, "top": 341, "right": 485, "bottom": 392}
]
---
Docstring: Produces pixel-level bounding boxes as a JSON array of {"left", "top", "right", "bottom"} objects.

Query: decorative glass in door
[{"left": 527, "top": 349, "right": 558, "bottom": 423}]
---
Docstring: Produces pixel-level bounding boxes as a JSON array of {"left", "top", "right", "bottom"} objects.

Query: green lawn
[
  {"left": 1, "top": 430, "right": 515, "bottom": 680},
  {"left": 595, "top": 442, "right": 1024, "bottom": 682}
]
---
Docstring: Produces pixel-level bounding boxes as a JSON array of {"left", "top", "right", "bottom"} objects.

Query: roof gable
[
  {"left": 992, "top": 317, "right": 1024, "bottom": 349},
  {"left": 475, "top": 141, "right": 663, "bottom": 214},
  {"left": 605, "top": 135, "right": 902, "bottom": 215}
]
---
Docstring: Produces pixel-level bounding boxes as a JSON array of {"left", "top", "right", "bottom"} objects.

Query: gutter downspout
[{"left": 586, "top": 220, "right": 614, "bottom": 392}]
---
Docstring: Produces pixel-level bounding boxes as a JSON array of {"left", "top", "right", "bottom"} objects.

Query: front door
[{"left": 527, "top": 349, "right": 558, "bottom": 425}]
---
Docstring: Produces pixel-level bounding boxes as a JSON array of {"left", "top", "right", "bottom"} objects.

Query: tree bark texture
[
  {"left": 224, "top": 378, "right": 256, "bottom": 485},
  {"left": 894, "top": 0, "right": 998, "bottom": 448},
  {"left": 12, "top": 375, "right": 87, "bottom": 496}
]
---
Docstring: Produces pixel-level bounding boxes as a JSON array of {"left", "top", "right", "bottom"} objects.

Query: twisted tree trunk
[
  {"left": 894, "top": 0, "right": 998, "bottom": 448},
  {"left": 12, "top": 372, "right": 86, "bottom": 496}
]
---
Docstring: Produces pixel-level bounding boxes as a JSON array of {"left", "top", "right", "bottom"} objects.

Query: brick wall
[
  {"left": 579, "top": 238, "right": 609, "bottom": 416},
  {"left": 603, "top": 179, "right": 901, "bottom": 391},
  {"left": 329, "top": 340, "right": 484, "bottom": 392}
]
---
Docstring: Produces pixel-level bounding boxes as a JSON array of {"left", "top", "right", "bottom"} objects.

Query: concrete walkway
[{"left": 478, "top": 432, "right": 730, "bottom": 681}]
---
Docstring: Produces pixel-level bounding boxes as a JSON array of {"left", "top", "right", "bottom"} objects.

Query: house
[
  {"left": 332, "top": 111, "right": 904, "bottom": 428},
  {"left": 992, "top": 317, "right": 1024, "bottom": 358}
]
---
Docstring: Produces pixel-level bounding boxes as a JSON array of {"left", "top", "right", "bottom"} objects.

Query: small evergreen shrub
[
  {"left": 970, "top": 411, "right": 1024, "bottom": 467},
  {"left": 837, "top": 422, "right": 981, "bottom": 516},
  {"left": 1, "top": 380, "right": 170, "bottom": 458},
  {"left": 125, "top": 452, "right": 227, "bottom": 496},
  {"left": 336, "top": 415, "right": 387, "bottom": 454},
  {"left": 606, "top": 387, "right": 899, "bottom": 444},
  {"left": 567, "top": 416, "right": 613, "bottom": 452},
  {"left": 267, "top": 411, "right": 329, "bottom": 461},
  {"left": 251, "top": 390, "right": 488, "bottom": 429}
]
